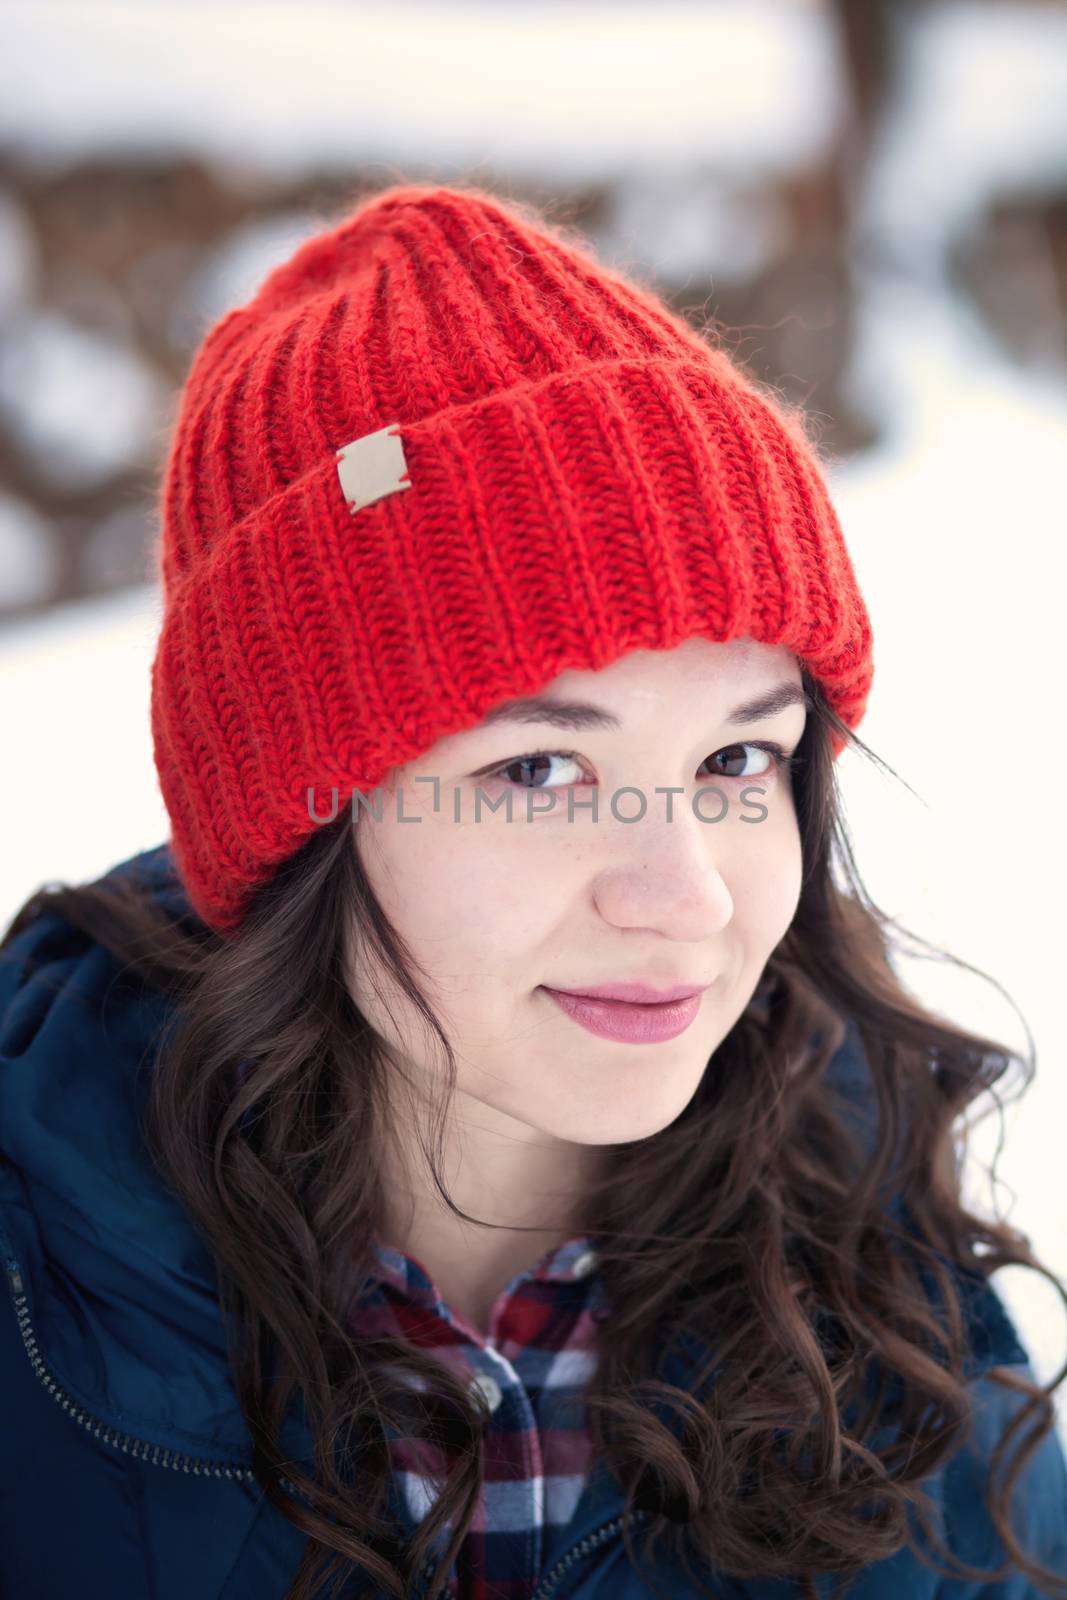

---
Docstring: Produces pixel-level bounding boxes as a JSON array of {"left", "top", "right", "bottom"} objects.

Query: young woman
[{"left": 1, "top": 182, "right": 1065, "bottom": 1600}]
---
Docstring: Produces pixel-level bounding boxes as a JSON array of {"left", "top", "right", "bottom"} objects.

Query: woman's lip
[
  {"left": 548, "top": 981, "right": 712, "bottom": 1004},
  {"left": 540, "top": 985, "right": 707, "bottom": 1044}
]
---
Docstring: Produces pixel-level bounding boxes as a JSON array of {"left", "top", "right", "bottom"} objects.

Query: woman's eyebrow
[{"left": 480, "top": 681, "right": 810, "bottom": 732}]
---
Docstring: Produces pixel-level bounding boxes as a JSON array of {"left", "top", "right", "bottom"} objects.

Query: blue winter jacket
[{"left": 1, "top": 843, "right": 1065, "bottom": 1599}]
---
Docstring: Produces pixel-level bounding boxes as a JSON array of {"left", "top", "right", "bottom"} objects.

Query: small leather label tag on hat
[{"left": 336, "top": 424, "right": 411, "bottom": 513}]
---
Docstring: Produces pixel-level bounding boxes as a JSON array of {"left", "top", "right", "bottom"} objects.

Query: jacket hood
[{"left": 0, "top": 843, "right": 1030, "bottom": 1487}]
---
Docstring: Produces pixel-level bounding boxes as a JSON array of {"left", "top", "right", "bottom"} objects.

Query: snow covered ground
[{"left": 2, "top": 0, "right": 1066, "bottom": 1434}]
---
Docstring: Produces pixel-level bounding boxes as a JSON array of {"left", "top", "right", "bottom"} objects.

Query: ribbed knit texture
[{"left": 150, "top": 180, "right": 874, "bottom": 937}]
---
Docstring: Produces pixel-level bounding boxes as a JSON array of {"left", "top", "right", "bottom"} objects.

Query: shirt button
[
  {"left": 571, "top": 1249, "right": 598, "bottom": 1279},
  {"left": 468, "top": 1372, "right": 503, "bottom": 1414}
]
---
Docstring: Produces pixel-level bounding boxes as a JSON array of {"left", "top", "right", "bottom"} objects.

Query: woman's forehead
[
  {"left": 547, "top": 637, "right": 798, "bottom": 693},
  {"left": 486, "top": 641, "right": 803, "bottom": 725}
]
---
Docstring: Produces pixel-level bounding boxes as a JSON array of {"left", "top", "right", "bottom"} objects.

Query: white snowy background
[{"left": 1, "top": 0, "right": 1066, "bottom": 1443}]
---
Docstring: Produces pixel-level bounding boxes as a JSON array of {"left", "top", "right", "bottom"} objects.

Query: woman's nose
[{"left": 591, "top": 805, "right": 734, "bottom": 940}]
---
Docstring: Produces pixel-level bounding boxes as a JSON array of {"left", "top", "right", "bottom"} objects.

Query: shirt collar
[{"left": 368, "top": 1233, "right": 607, "bottom": 1316}]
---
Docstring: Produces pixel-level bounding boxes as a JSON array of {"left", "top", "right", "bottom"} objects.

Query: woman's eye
[
  {"left": 482, "top": 742, "right": 790, "bottom": 791},
  {"left": 703, "top": 742, "right": 783, "bottom": 782},
  {"left": 488, "top": 750, "right": 588, "bottom": 790}
]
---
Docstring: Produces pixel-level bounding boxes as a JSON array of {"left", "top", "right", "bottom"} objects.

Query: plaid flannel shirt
[{"left": 348, "top": 1234, "right": 606, "bottom": 1599}]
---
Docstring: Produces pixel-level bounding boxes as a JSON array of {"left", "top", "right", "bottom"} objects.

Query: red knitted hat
[{"left": 150, "top": 181, "right": 873, "bottom": 938}]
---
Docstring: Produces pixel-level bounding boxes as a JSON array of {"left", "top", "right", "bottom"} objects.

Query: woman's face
[{"left": 345, "top": 636, "right": 807, "bottom": 1148}]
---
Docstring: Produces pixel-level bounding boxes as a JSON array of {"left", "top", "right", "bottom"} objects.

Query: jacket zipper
[
  {"left": 4, "top": 1257, "right": 310, "bottom": 1503},
  {"left": 6, "top": 1256, "right": 638, "bottom": 1600},
  {"left": 6, "top": 1255, "right": 444, "bottom": 1595},
  {"left": 528, "top": 1506, "right": 652, "bottom": 1600}
]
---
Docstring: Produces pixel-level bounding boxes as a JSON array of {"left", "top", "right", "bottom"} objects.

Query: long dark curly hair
[{"left": 5, "top": 666, "right": 1066, "bottom": 1600}]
